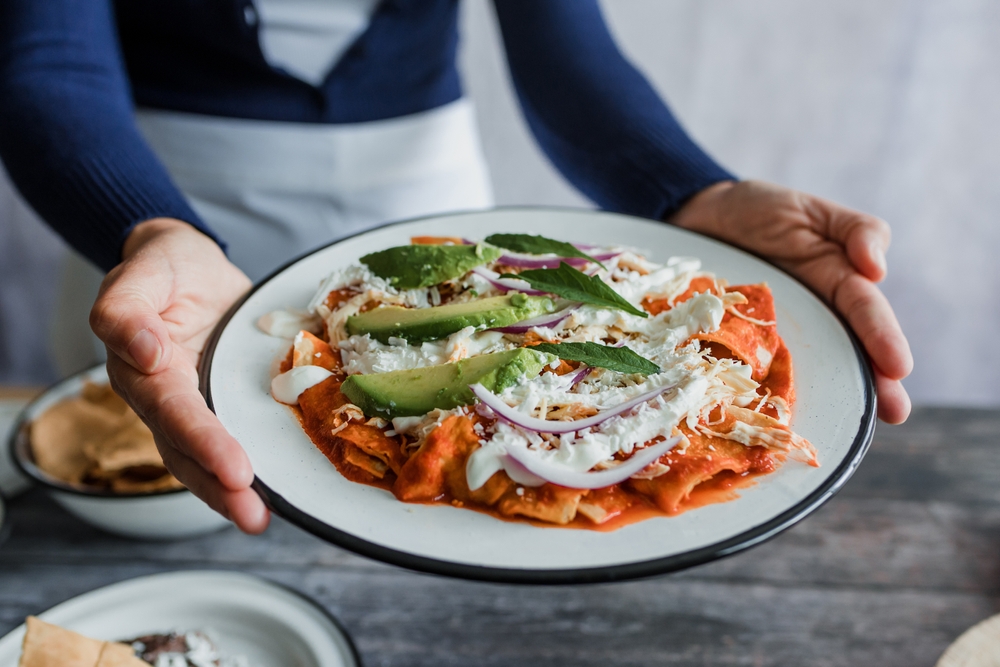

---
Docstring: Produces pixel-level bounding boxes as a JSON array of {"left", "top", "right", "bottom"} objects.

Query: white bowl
[{"left": 8, "top": 365, "right": 231, "bottom": 540}]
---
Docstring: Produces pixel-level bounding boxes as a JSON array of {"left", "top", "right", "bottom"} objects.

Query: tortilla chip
[
  {"left": 19, "top": 616, "right": 104, "bottom": 667},
  {"left": 759, "top": 338, "right": 795, "bottom": 408},
  {"left": 628, "top": 426, "right": 775, "bottom": 514},
  {"left": 643, "top": 275, "right": 718, "bottom": 315},
  {"left": 83, "top": 419, "right": 160, "bottom": 475},
  {"left": 79, "top": 383, "right": 131, "bottom": 416},
  {"left": 410, "top": 236, "right": 465, "bottom": 245},
  {"left": 694, "top": 283, "right": 780, "bottom": 381},
  {"left": 30, "top": 384, "right": 183, "bottom": 494},
  {"left": 30, "top": 400, "right": 123, "bottom": 483},
  {"left": 291, "top": 330, "right": 339, "bottom": 371},
  {"left": 498, "top": 484, "right": 587, "bottom": 525},
  {"left": 95, "top": 642, "right": 147, "bottom": 667}
]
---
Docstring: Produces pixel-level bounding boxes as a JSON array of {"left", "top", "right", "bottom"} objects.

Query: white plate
[
  {"left": 0, "top": 570, "right": 360, "bottom": 667},
  {"left": 201, "top": 208, "right": 875, "bottom": 584}
]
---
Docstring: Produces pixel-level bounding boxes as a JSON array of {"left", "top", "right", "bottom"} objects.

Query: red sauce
[
  {"left": 283, "top": 279, "right": 802, "bottom": 530},
  {"left": 293, "top": 383, "right": 777, "bottom": 531}
]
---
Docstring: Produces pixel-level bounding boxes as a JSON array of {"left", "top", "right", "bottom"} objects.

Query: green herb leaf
[
  {"left": 360, "top": 244, "right": 502, "bottom": 289},
  {"left": 485, "top": 233, "right": 605, "bottom": 269},
  {"left": 530, "top": 342, "right": 660, "bottom": 375},
  {"left": 501, "top": 262, "right": 648, "bottom": 318}
]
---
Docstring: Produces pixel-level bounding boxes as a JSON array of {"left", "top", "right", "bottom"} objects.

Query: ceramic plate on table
[
  {"left": 0, "top": 570, "right": 360, "bottom": 667},
  {"left": 200, "top": 208, "right": 876, "bottom": 584}
]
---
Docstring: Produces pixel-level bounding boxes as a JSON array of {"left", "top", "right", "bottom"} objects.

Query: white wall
[
  {"left": 1, "top": 0, "right": 997, "bottom": 405},
  {"left": 459, "top": 0, "right": 1000, "bottom": 406}
]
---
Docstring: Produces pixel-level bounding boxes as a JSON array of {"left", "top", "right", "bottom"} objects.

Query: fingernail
[
  {"left": 128, "top": 329, "right": 162, "bottom": 372},
  {"left": 871, "top": 243, "right": 887, "bottom": 275}
]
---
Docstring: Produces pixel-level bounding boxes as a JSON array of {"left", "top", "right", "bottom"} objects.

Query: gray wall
[{"left": 0, "top": 0, "right": 996, "bottom": 405}]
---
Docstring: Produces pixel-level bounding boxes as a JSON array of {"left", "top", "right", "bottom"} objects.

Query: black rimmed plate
[
  {"left": 200, "top": 208, "right": 875, "bottom": 584},
  {"left": 0, "top": 570, "right": 361, "bottom": 666}
]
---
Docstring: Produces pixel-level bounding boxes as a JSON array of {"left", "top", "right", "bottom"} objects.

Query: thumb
[{"left": 89, "top": 261, "right": 175, "bottom": 374}]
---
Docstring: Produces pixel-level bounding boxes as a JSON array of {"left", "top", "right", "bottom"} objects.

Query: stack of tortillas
[
  {"left": 30, "top": 383, "right": 182, "bottom": 493},
  {"left": 18, "top": 617, "right": 147, "bottom": 666},
  {"left": 937, "top": 614, "right": 1000, "bottom": 667}
]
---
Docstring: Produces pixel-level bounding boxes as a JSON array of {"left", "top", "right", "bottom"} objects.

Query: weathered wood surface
[{"left": 1, "top": 407, "right": 999, "bottom": 666}]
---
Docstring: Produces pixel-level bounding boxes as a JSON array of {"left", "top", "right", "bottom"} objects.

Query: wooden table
[{"left": 2, "top": 408, "right": 998, "bottom": 666}]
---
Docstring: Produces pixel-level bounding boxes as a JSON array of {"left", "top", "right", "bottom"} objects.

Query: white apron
[{"left": 50, "top": 99, "right": 495, "bottom": 374}]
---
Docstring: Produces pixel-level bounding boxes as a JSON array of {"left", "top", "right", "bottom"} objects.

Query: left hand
[{"left": 670, "top": 179, "right": 912, "bottom": 424}]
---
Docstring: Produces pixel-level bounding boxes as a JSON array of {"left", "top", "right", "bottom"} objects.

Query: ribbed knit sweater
[{"left": 0, "top": 0, "right": 733, "bottom": 271}]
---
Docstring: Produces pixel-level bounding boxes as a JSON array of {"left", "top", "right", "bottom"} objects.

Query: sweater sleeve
[
  {"left": 492, "top": 0, "right": 734, "bottom": 220},
  {"left": 0, "top": 0, "right": 223, "bottom": 272}
]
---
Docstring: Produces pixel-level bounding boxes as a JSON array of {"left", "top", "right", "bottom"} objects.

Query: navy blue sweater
[{"left": 0, "top": 0, "right": 733, "bottom": 272}]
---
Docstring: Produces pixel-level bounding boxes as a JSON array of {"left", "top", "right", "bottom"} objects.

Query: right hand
[{"left": 90, "top": 218, "right": 269, "bottom": 533}]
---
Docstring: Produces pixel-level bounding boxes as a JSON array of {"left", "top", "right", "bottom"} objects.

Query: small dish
[
  {"left": 8, "top": 365, "right": 231, "bottom": 540},
  {"left": 200, "top": 207, "right": 876, "bottom": 584},
  {"left": 0, "top": 570, "right": 361, "bottom": 667}
]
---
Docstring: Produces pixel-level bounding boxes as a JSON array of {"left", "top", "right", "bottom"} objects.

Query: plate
[
  {"left": 0, "top": 570, "right": 360, "bottom": 667},
  {"left": 201, "top": 208, "right": 875, "bottom": 584}
]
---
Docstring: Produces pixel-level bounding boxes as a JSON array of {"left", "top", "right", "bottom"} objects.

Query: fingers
[
  {"left": 106, "top": 353, "right": 254, "bottom": 491},
  {"left": 107, "top": 353, "right": 269, "bottom": 532},
  {"left": 157, "top": 444, "right": 270, "bottom": 534},
  {"left": 833, "top": 274, "right": 914, "bottom": 383},
  {"left": 821, "top": 203, "right": 892, "bottom": 283},
  {"left": 875, "top": 372, "right": 911, "bottom": 425},
  {"left": 91, "top": 262, "right": 175, "bottom": 374}
]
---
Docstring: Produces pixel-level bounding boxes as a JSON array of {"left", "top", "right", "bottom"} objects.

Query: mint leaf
[
  {"left": 531, "top": 342, "right": 660, "bottom": 375},
  {"left": 501, "top": 262, "right": 648, "bottom": 318},
  {"left": 485, "top": 233, "right": 605, "bottom": 269}
]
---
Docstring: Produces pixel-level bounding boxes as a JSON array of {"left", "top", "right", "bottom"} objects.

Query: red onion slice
[
  {"left": 491, "top": 304, "right": 579, "bottom": 333},
  {"left": 469, "top": 382, "right": 676, "bottom": 434},
  {"left": 470, "top": 267, "right": 547, "bottom": 296},
  {"left": 569, "top": 366, "right": 591, "bottom": 385},
  {"left": 503, "top": 436, "right": 680, "bottom": 489}
]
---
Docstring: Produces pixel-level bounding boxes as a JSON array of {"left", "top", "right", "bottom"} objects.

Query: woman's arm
[
  {"left": 0, "top": 0, "right": 221, "bottom": 271},
  {"left": 492, "top": 0, "right": 912, "bottom": 422},
  {"left": 492, "top": 0, "right": 733, "bottom": 220}
]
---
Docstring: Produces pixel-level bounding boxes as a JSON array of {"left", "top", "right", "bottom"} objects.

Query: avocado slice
[
  {"left": 341, "top": 347, "right": 555, "bottom": 418},
  {"left": 346, "top": 293, "right": 557, "bottom": 344},
  {"left": 360, "top": 243, "right": 503, "bottom": 289}
]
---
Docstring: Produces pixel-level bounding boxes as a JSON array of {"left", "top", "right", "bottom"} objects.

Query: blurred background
[{"left": 1, "top": 0, "right": 997, "bottom": 406}]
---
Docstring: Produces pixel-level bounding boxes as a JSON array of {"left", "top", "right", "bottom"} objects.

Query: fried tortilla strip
[
  {"left": 705, "top": 406, "right": 818, "bottom": 466},
  {"left": 497, "top": 484, "right": 587, "bottom": 525},
  {"left": 298, "top": 376, "right": 350, "bottom": 436},
  {"left": 628, "top": 426, "right": 775, "bottom": 515},
  {"left": 759, "top": 338, "right": 795, "bottom": 409},
  {"left": 643, "top": 275, "right": 718, "bottom": 315},
  {"left": 394, "top": 415, "right": 512, "bottom": 505},
  {"left": 693, "top": 283, "right": 780, "bottom": 381},
  {"left": 576, "top": 485, "right": 637, "bottom": 525},
  {"left": 336, "top": 423, "right": 406, "bottom": 479},
  {"left": 410, "top": 236, "right": 466, "bottom": 245},
  {"left": 291, "top": 330, "right": 340, "bottom": 371}
]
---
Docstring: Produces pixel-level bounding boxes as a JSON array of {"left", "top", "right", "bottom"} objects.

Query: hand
[
  {"left": 671, "top": 180, "right": 913, "bottom": 424},
  {"left": 90, "top": 218, "right": 269, "bottom": 532}
]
